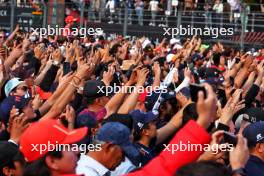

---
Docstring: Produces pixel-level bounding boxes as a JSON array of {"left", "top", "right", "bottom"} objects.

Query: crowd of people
[
  {"left": 85, "top": 0, "right": 263, "bottom": 27},
  {"left": 0, "top": 23, "right": 263, "bottom": 176}
]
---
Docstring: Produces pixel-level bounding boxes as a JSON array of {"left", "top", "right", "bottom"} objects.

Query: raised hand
[
  {"left": 9, "top": 113, "right": 30, "bottom": 144},
  {"left": 229, "top": 134, "right": 249, "bottom": 170},
  {"left": 136, "top": 68, "right": 149, "bottom": 86},
  {"left": 196, "top": 83, "right": 217, "bottom": 129},
  {"left": 103, "top": 65, "right": 115, "bottom": 86}
]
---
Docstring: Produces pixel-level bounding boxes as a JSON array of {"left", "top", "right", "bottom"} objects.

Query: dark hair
[
  {"left": 23, "top": 151, "right": 63, "bottom": 176},
  {"left": 133, "top": 122, "right": 153, "bottom": 141},
  {"left": 176, "top": 161, "right": 231, "bottom": 176}
]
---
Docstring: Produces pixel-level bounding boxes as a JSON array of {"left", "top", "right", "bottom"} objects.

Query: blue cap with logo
[
  {"left": 242, "top": 121, "right": 264, "bottom": 147},
  {"left": 130, "top": 109, "right": 158, "bottom": 134}
]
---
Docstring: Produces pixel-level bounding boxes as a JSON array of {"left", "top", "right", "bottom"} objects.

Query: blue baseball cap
[
  {"left": 192, "top": 53, "right": 203, "bottom": 62},
  {"left": 75, "top": 113, "right": 98, "bottom": 129},
  {"left": 243, "top": 121, "right": 264, "bottom": 147},
  {"left": 95, "top": 122, "right": 140, "bottom": 162},
  {"left": 0, "top": 96, "right": 31, "bottom": 124},
  {"left": 130, "top": 110, "right": 158, "bottom": 134},
  {"left": 4, "top": 78, "right": 26, "bottom": 97},
  {"left": 145, "top": 90, "right": 178, "bottom": 111}
]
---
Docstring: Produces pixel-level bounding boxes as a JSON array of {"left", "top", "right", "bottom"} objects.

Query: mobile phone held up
[
  {"left": 189, "top": 83, "right": 207, "bottom": 102},
  {"left": 223, "top": 131, "right": 238, "bottom": 146}
]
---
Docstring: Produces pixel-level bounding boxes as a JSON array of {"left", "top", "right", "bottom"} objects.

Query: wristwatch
[{"left": 232, "top": 168, "right": 247, "bottom": 176}]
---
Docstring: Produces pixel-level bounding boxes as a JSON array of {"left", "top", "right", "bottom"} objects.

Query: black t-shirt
[{"left": 134, "top": 142, "right": 156, "bottom": 166}]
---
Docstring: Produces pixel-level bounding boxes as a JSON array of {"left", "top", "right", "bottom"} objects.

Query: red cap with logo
[{"left": 20, "top": 119, "right": 88, "bottom": 162}]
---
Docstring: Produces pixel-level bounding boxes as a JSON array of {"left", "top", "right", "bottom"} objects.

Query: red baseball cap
[
  {"left": 65, "top": 16, "right": 77, "bottom": 23},
  {"left": 20, "top": 119, "right": 88, "bottom": 162}
]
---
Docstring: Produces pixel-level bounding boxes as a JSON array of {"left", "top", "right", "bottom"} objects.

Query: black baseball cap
[{"left": 83, "top": 80, "right": 107, "bottom": 99}]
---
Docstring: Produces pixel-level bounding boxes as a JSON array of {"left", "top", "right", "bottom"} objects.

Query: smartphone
[
  {"left": 223, "top": 131, "right": 238, "bottom": 146},
  {"left": 217, "top": 88, "right": 227, "bottom": 107},
  {"left": 190, "top": 83, "right": 207, "bottom": 102}
]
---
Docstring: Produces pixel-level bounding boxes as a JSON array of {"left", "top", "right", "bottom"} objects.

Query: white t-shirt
[{"left": 149, "top": 0, "right": 159, "bottom": 11}]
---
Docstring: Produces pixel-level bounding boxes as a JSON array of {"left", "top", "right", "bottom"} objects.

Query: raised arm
[{"left": 118, "top": 68, "right": 149, "bottom": 114}]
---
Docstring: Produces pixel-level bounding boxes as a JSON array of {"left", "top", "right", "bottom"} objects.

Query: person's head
[
  {"left": 0, "top": 142, "right": 25, "bottom": 176},
  {"left": 219, "top": 55, "right": 226, "bottom": 65},
  {"left": 142, "top": 56, "right": 152, "bottom": 66},
  {"left": 131, "top": 110, "right": 158, "bottom": 142},
  {"left": 192, "top": 54, "right": 203, "bottom": 67},
  {"left": 0, "top": 96, "right": 34, "bottom": 125},
  {"left": 215, "top": 0, "right": 221, "bottom": 5},
  {"left": 235, "top": 108, "right": 264, "bottom": 133},
  {"left": 4, "top": 78, "right": 29, "bottom": 97},
  {"left": 76, "top": 113, "right": 99, "bottom": 137},
  {"left": 243, "top": 121, "right": 264, "bottom": 161},
  {"left": 19, "top": 119, "right": 88, "bottom": 176},
  {"left": 176, "top": 161, "right": 231, "bottom": 176},
  {"left": 23, "top": 150, "right": 78, "bottom": 176},
  {"left": 83, "top": 80, "right": 110, "bottom": 108},
  {"left": 92, "top": 122, "right": 139, "bottom": 170}
]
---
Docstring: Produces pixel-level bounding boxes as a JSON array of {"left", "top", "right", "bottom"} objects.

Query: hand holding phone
[
  {"left": 223, "top": 131, "right": 238, "bottom": 146},
  {"left": 190, "top": 83, "right": 207, "bottom": 102}
]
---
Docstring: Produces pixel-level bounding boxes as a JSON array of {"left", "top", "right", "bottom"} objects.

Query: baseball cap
[
  {"left": 205, "top": 77, "right": 224, "bottom": 86},
  {"left": 83, "top": 80, "right": 106, "bottom": 99},
  {"left": 170, "top": 38, "right": 180, "bottom": 45},
  {"left": 75, "top": 113, "right": 98, "bottom": 129},
  {"left": 0, "top": 96, "right": 31, "bottom": 124},
  {"left": 144, "top": 91, "right": 177, "bottom": 111},
  {"left": 130, "top": 110, "right": 158, "bottom": 134},
  {"left": 20, "top": 119, "right": 88, "bottom": 162},
  {"left": 0, "top": 141, "right": 19, "bottom": 169},
  {"left": 142, "top": 39, "right": 151, "bottom": 49},
  {"left": 241, "top": 108, "right": 264, "bottom": 123},
  {"left": 166, "top": 53, "right": 176, "bottom": 62},
  {"left": 78, "top": 108, "right": 107, "bottom": 122},
  {"left": 4, "top": 77, "right": 26, "bottom": 97},
  {"left": 173, "top": 43, "right": 183, "bottom": 50},
  {"left": 65, "top": 15, "right": 77, "bottom": 23},
  {"left": 205, "top": 68, "right": 220, "bottom": 78},
  {"left": 192, "top": 53, "right": 203, "bottom": 62},
  {"left": 95, "top": 122, "right": 140, "bottom": 161},
  {"left": 35, "top": 86, "right": 52, "bottom": 100},
  {"left": 243, "top": 121, "right": 264, "bottom": 147},
  {"left": 234, "top": 108, "right": 264, "bottom": 130}
]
